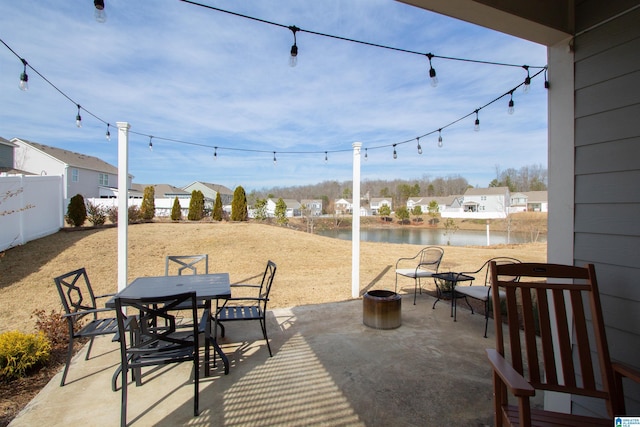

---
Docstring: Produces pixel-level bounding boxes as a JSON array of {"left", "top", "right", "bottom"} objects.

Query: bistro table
[
  {"left": 431, "top": 272, "right": 475, "bottom": 321},
  {"left": 107, "top": 273, "right": 231, "bottom": 376}
]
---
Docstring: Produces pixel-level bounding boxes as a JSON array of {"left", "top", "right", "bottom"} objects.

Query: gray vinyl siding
[
  {"left": 573, "top": 2, "right": 640, "bottom": 416},
  {"left": 0, "top": 144, "right": 13, "bottom": 168}
]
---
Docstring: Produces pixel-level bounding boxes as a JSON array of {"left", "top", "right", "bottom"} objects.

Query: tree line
[{"left": 247, "top": 164, "right": 547, "bottom": 212}]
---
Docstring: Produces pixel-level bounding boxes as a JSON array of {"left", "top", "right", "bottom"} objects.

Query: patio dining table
[{"left": 107, "top": 273, "right": 232, "bottom": 376}]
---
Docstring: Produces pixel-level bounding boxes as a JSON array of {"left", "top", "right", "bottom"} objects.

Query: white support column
[
  {"left": 117, "top": 122, "right": 130, "bottom": 292},
  {"left": 486, "top": 220, "right": 490, "bottom": 246},
  {"left": 351, "top": 142, "right": 362, "bottom": 299}
]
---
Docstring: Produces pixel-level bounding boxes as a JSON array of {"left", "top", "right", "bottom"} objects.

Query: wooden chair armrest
[
  {"left": 486, "top": 349, "right": 535, "bottom": 397},
  {"left": 612, "top": 362, "right": 640, "bottom": 383}
]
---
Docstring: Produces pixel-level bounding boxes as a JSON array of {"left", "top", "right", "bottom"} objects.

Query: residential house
[
  {"left": 509, "top": 192, "right": 528, "bottom": 213},
  {"left": 401, "top": 1, "right": 640, "bottom": 416},
  {"left": 266, "top": 198, "right": 302, "bottom": 218},
  {"left": 334, "top": 198, "right": 352, "bottom": 215},
  {"left": 132, "top": 183, "right": 191, "bottom": 217},
  {"left": 182, "top": 181, "right": 234, "bottom": 206},
  {"left": 523, "top": 190, "right": 548, "bottom": 212},
  {"left": 369, "top": 197, "right": 392, "bottom": 215},
  {"left": 11, "top": 138, "right": 131, "bottom": 200},
  {"left": 300, "top": 199, "right": 323, "bottom": 216},
  {"left": 407, "top": 195, "right": 461, "bottom": 214},
  {"left": 459, "top": 187, "right": 510, "bottom": 218}
]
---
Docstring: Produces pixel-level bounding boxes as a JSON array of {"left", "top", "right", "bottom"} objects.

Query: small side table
[{"left": 432, "top": 272, "right": 475, "bottom": 321}]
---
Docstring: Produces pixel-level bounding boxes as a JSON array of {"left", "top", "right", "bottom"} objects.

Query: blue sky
[{"left": 0, "top": 0, "right": 548, "bottom": 192}]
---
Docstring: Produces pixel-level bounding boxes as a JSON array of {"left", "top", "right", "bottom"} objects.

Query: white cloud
[{"left": 0, "top": 0, "right": 547, "bottom": 191}]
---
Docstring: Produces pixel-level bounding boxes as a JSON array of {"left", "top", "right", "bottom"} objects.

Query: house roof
[
  {"left": 464, "top": 186, "right": 509, "bottom": 196},
  {"left": 13, "top": 138, "right": 118, "bottom": 175},
  {"left": 0, "top": 137, "right": 16, "bottom": 147},
  {"left": 183, "top": 181, "right": 233, "bottom": 195},
  {"left": 408, "top": 195, "right": 461, "bottom": 205},
  {"left": 134, "top": 183, "right": 190, "bottom": 197},
  {"left": 523, "top": 191, "right": 548, "bottom": 203}
]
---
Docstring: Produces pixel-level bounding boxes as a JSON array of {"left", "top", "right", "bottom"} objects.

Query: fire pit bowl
[{"left": 363, "top": 290, "right": 401, "bottom": 329}]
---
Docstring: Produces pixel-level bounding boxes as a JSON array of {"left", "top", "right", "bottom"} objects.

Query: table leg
[{"left": 204, "top": 300, "right": 229, "bottom": 376}]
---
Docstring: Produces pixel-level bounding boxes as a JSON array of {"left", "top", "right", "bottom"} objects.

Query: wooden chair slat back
[{"left": 489, "top": 262, "right": 617, "bottom": 416}]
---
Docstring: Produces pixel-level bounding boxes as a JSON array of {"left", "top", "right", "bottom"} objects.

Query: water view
[{"left": 316, "top": 227, "right": 545, "bottom": 246}]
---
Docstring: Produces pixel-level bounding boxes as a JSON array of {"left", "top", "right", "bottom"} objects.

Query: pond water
[{"left": 316, "top": 227, "right": 545, "bottom": 246}]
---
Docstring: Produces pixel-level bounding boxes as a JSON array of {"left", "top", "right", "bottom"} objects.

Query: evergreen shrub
[{"left": 0, "top": 331, "right": 51, "bottom": 381}]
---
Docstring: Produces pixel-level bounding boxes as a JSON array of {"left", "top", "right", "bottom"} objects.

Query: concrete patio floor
[{"left": 9, "top": 293, "right": 514, "bottom": 426}]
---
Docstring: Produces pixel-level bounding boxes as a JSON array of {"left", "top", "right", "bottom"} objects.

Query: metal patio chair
[
  {"left": 395, "top": 246, "right": 444, "bottom": 304},
  {"left": 215, "top": 260, "right": 277, "bottom": 357},
  {"left": 54, "top": 267, "right": 118, "bottom": 386},
  {"left": 114, "top": 292, "right": 201, "bottom": 427}
]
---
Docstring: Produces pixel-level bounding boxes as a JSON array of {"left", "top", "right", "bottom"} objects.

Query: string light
[
  {"left": 0, "top": 35, "right": 547, "bottom": 164},
  {"left": 105, "top": 123, "right": 111, "bottom": 141},
  {"left": 474, "top": 110, "right": 480, "bottom": 132},
  {"left": 522, "top": 65, "right": 531, "bottom": 93},
  {"left": 393, "top": 144, "right": 397, "bottom": 159},
  {"left": 19, "top": 58, "right": 28, "bottom": 91},
  {"left": 324, "top": 151, "right": 328, "bottom": 163},
  {"left": 273, "top": 151, "right": 277, "bottom": 165},
  {"left": 508, "top": 91, "right": 515, "bottom": 115},
  {"left": 416, "top": 137, "right": 422, "bottom": 154},
  {"left": 94, "top": 0, "right": 107, "bottom": 23},
  {"left": 75, "top": 105, "right": 82, "bottom": 128},
  {"left": 364, "top": 148, "right": 368, "bottom": 161},
  {"left": 289, "top": 26, "right": 299, "bottom": 67},
  {"left": 544, "top": 68, "right": 550, "bottom": 89},
  {"left": 214, "top": 147, "right": 217, "bottom": 160},
  {"left": 426, "top": 53, "right": 438, "bottom": 87}
]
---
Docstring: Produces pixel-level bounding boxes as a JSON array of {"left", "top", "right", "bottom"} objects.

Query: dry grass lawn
[{"left": 1, "top": 221, "right": 546, "bottom": 333}]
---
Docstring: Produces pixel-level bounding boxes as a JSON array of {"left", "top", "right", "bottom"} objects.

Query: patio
[{"left": 9, "top": 293, "right": 535, "bottom": 426}]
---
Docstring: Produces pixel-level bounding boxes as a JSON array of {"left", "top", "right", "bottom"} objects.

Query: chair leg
[
  {"left": 194, "top": 359, "right": 199, "bottom": 416},
  {"left": 413, "top": 279, "right": 418, "bottom": 305},
  {"left": 121, "top": 368, "right": 128, "bottom": 427},
  {"left": 484, "top": 300, "right": 490, "bottom": 338},
  {"left": 85, "top": 336, "right": 95, "bottom": 360},
  {"left": 60, "top": 337, "right": 74, "bottom": 386},
  {"left": 259, "top": 318, "right": 273, "bottom": 357}
]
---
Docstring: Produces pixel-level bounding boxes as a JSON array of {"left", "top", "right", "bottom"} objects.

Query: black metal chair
[
  {"left": 54, "top": 267, "right": 118, "bottom": 386},
  {"left": 165, "top": 254, "right": 208, "bottom": 276},
  {"left": 395, "top": 246, "right": 444, "bottom": 304},
  {"left": 456, "top": 257, "right": 521, "bottom": 337},
  {"left": 114, "top": 292, "right": 201, "bottom": 427},
  {"left": 215, "top": 260, "right": 277, "bottom": 357}
]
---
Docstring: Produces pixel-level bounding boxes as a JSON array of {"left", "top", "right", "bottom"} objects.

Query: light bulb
[
  {"left": 474, "top": 118, "right": 480, "bottom": 132},
  {"left": 508, "top": 99, "right": 515, "bottom": 115},
  {"left": 429, "top": 67, "right": 438, "bottom": 87},
  {"left": 393, "top": 145, "right": 397, "bottom": 159},
  {"left": 148, "top": 136, "right": 153, "bottom": 151},
  {"left": 523, "top": 76, "right": 531, "bottom": 93},
  {"left": 417, "top": 138, "right": 422, "bottom": 155},
  {"left": 273, "top": 152, "right": 277, "bottom": 166},
  {"left": 289, "top": 44, "right": 298, "bottom": 67},
  {"left": 364, "top": 148, "right": 368, "bottom": 161},
  {"left": 19, "top": 72, "right": 28, "bottom": 91},
  {"left": 214, "top": 147, "right": 217, "bottom": 160},
  {"left": 437, "top": 131, "right": 443, "bottom": 148},
  {"left": 105, "top": 124, "right": 111, "bottom": 141},
  {"left": 324, "top": 152, "right": 328, "bottom": 163},
  {"left": 94, "top": 0, "right": 107, "bottom": 23}
]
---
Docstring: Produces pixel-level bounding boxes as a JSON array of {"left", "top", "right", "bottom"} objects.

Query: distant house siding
[{"left": 572, "top": 4, "right": 640, "bottom": 416}]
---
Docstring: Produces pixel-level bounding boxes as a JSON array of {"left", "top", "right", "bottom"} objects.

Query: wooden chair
[
  {"left": 215, "top": 260, "right": 277, "bottom": 356},
  {"left": 456, "top": 257, "right": 521, "bottom": 337},
  {"left": 54, "top": 267, "right": 118, "bottom": 386},
  {"left": 395, "top": 246, "right": 444, "bottom": 304},
  {"left": 486, "top": 262, "right": 640, "bottom": 426}
]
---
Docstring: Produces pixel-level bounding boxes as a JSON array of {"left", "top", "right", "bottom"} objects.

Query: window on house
[
  {"left": 481, "top": 196, "right": 486, "bottom": 201},
  {"left": 71, "top": 168, "right": 79, "bottom": 182},
  {"left": 99, "top": 173, "right": 108, "bottom": 186}
]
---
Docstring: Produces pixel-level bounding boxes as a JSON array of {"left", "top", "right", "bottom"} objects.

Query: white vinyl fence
[{"left": 0, "top": 175, "right": 63, "bottom": 252}]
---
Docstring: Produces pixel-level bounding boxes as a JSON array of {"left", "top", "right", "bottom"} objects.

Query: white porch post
[
  {"left": 351, "top": 142, "right": 362, "bottom": 298},
  {"left": 117, "top": 122, "right": 130, "bottom": 292}
]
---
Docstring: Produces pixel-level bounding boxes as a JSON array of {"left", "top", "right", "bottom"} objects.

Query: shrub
[
  {"left": 32, "top": 309, "right": 70, "bottom": 348},
  {"left": 140, "top": 186, "right": 155, "bottom": 221},
  {"left": 65, "top": 194, "right": 87, "bottom": 227},
  {"left": 231, "top": 186, "right": 248, "bottom": 221},
  {"left": 170, "top": 197, "right": 182, "bottom": 221},
  {"left": 86, "top": 201, "right": 107, "bottom": 226},
  {"left": 0, "top": 331, "right": 51, "bottom": 381},
  {"left": 128, "top": 205, "right": 141, "bottom": 223},
  {"left": 188, "top": 190, "right": 204, "bottom": 221},
  {"left": 212, "top": 192, "right": 223, "bottom": 221},
  {"left": 107, "top": 206, "right": 118, "bottom": 224}
]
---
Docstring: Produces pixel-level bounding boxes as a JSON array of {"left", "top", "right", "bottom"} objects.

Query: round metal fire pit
[{"left": 363, "top": 290, "right": 401, "bottom": 329}]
